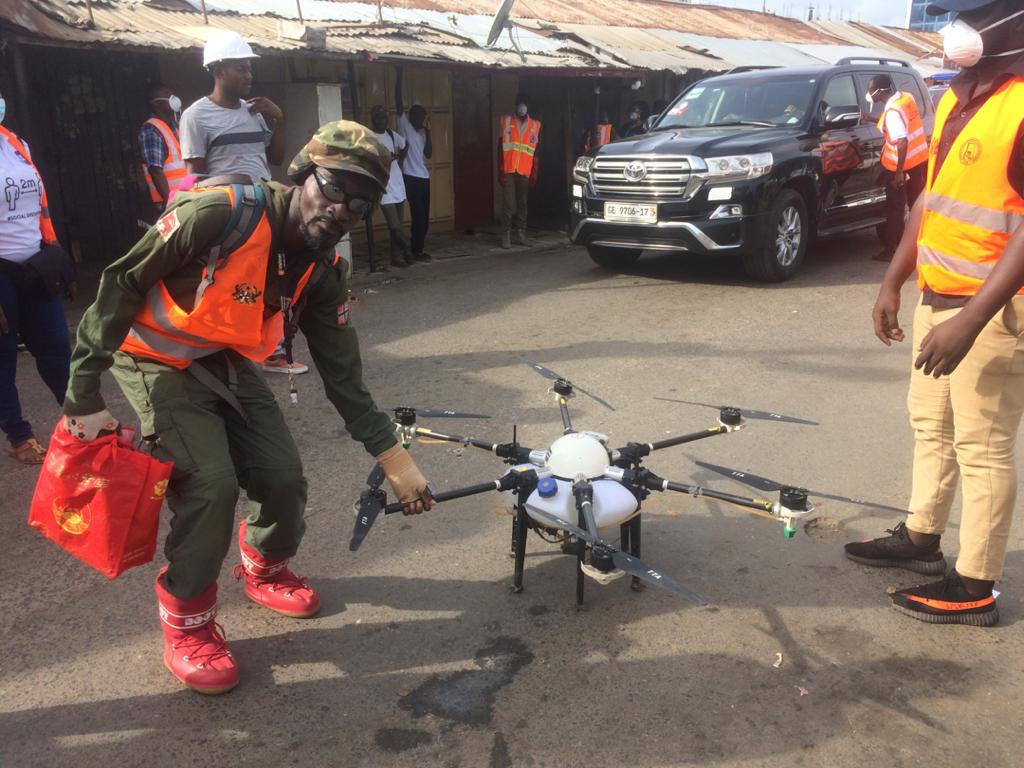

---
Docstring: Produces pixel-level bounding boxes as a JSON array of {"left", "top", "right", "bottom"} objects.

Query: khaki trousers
[
  {"left": 500, "top": 173, "right": 530, "bottom": 233},
  {"left": 905, "top": 295, "right": 1024, "bottom": 580}
]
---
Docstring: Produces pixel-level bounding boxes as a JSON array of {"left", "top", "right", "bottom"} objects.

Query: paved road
[{"left": 3, "top": 233, "right": 1022, "bottom": 768}]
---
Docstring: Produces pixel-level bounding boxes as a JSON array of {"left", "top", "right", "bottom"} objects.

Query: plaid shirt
[{"left": 138, "top": 121, "right": 177, "bottom": 168}]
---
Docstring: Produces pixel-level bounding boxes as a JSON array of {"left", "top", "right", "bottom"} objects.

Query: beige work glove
[
  {"left": 64, "top": 410, "right": 119, "bottom": 442},
  {"left": 375, "top": 443, "right": 434, "bottom": 515}
]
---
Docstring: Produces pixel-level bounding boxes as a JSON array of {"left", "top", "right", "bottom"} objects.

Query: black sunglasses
[{"left": 313, "top": 170, "right": 377, "bottom": 220}]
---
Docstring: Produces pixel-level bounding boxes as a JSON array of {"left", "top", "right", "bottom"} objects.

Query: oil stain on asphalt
[{"left": 399, "top": 637, "right": 534, "bottom": 725}]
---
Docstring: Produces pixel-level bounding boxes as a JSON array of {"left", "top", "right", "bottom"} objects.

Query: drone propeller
[
  {"left": 527, "top": 506, "right": 708, "bottom": 606},
  {"left": 350, "top": 486, "right": 387, "bottom": 552},
  {"left": 520, "top": 356, "right": 615, "bottom": 411},
  {"left": 365, "top": 462, "right": 386, "bottom": 490},
  {"left": 691, "top": 458, "right": 906, "bottom": 514},
  {"left": 654, "top": 397, "right": 819, "bottom": 426},
  {"left": 385, "top": 406, "right": 490, "bottom": 420}
]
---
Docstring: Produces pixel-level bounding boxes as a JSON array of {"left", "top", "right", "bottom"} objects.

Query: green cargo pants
[{"left": 111, "top": 350, "right": 307, "bottom": 600}]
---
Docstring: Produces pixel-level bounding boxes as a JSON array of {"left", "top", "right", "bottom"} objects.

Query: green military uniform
[{"left": 65, "top": 173, "right": 397, "bottom": 599}]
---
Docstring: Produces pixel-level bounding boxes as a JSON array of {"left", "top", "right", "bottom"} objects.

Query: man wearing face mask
[
  {"left": 620, "top": 101, "right": 648, "bottom": 138},
  {"left": 138, "top": 84, "right": 186, "bottom": 223},
  {"left": 62, "top": 122, "right": 435, "bottom": 693},
  {"left": 851, "top": 0, "right": 1024, "bottom": 628},
  {"left": 498, "top": 94, "right": 541, "bottom": 250},
  {"left": 866, "top": 75, "right": 929, "bottom": 262}
]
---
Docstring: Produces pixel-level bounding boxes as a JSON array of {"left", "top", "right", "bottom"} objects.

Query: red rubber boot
[
  {"left": 234, "top": 520, "right": 321, "bottom": 618},
  {"left": 155, "top": 570, "right": 239, "bottom": 695}
]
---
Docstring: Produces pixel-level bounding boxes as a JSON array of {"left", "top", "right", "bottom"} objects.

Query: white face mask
[
  {"left": 153, "top": 95, "right": 182, "bottom": 115},
  {"left": 940, "top": 9, "right": 1024, "bottom": 68},
  {"left": 516, "top": 104, "right": 528, "bottom": 118},
  {"left": 629, "top": 111, "right": 640, "bottom": 120}
]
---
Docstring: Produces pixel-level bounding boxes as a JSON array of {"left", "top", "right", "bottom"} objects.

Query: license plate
[{"left": 604, "top": 202, "right": 657, "bottom": 223}]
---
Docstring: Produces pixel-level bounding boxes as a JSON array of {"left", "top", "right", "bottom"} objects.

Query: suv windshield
[{"left": 657, "top": 75, "right": 818, "bottom": 129}]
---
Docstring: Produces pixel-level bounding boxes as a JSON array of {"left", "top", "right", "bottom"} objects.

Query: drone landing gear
[
  {"left": 511, "top": 505, "right": 528, "bottom": 594},
  {"left": 621, "top": 515, "right": 645, "bottom": 592}
]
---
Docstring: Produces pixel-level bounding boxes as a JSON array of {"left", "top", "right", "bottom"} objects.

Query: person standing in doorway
[
  {"left": 395, "top": 69, "right": 432, "bottom": 262},
  {"left": 867, "top": 74, "right": 929, "bottom": 262},
  {"left": 0, "top": 91, "right": 74, "bottom": 464},
  {"left": 369, "top": 105, "right": 413, "bottom": 269},
  {"left": 498, "top": 93, "right": 541, "bottom": 250},
  {"left": 138, "top": 84, "right": 186, "bottom": 224},
  {"left": 180, "top": 29, "right": 306, "bottom": 375}
]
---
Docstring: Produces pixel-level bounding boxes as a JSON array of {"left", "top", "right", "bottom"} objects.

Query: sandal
[{"left": 9, "top": 437, "right": 46, "bottom": 465}]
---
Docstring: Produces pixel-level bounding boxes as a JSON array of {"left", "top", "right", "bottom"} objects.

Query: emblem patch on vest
[
  {"left": 959, "top": 139, "right": 982, "bottom": 166},
  {"left": 337, "top": 300, "right": 350, "bottom": 326},
  {"left": 156, "top": 209, "right": 181, "bottom": 242},
  {"left": 232, "top": 283, "right": 262, "bottom": 304}
]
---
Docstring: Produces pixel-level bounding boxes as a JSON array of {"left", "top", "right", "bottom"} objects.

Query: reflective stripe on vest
[
  {"left": 878, "top": 93, "right": 928, "bottom": 172},
  {"left": 0, "top": 125, "right": 57, "bottom": 244},
  {"left": 916, "top": 79, "right": 1024, "bottom": 296},
  {"left": 119, "top": 186, "right": 318, "bottom": 368},
  {"left": 595, "top": 124, "right": 613, "bottom": 147},
  {"left": 501, "top": 116, "right": 541, "bottom": 176},
  {"left": 142, "top": 118, "right": 187, "bottom": 204}
]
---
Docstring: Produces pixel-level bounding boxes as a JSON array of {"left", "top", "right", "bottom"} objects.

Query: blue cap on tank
[{"left": 537, "top": 476, "right": 558, "bottom": 498}]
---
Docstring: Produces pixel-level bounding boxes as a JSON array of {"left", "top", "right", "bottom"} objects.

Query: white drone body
[{"left": 519, "top": 432, "right": 640, "bottom": 530}]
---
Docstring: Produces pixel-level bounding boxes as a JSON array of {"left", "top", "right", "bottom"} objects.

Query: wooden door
[{"left": 452, "top": 73, "right": 493, "bottom": 231}]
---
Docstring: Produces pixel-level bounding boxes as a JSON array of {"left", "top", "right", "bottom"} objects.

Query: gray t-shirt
[{"left": 180, "top": 96, "right": 272, "bottom": 181}]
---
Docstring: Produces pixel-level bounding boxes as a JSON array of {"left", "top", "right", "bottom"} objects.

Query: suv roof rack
[
  {"left": 835, "top": 57, "right": 910, "bottom": 67},
  {"left": 725, "top": 65, "right": 782, "bottom": 74}
]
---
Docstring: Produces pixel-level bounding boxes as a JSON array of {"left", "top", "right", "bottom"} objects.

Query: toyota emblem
[{"left": 623, "top": 160, "right": 647, "bottom": 182}]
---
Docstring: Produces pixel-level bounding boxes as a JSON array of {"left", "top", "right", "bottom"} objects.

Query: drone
[{"left": 351, "top": 360, "right": 818, "bottom": 608}]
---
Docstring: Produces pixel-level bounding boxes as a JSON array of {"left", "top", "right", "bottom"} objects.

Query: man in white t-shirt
[
  {"left": 370, "top": 105, "right": 413, "bottom": 269},
  {"left": 180, "top": 31, "right": 306, "bottom": 375},
  {"left": 395, "top": 69, "right": 432, "bottom": 262}
]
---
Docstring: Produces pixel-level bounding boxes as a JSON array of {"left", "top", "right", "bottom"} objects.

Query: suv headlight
[
  {"left": 574, "top": 156, "right": 595, "bottom": 175},
  {"left": 704, "top": 152, "right": 773, "bottom": 180}
]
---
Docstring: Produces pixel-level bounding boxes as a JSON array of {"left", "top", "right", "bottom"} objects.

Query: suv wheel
[
  {"left": 588, "top": 246, "right": 642, "bottom": 270},
  {"left": 743, "top": 190, "right": 808, "bottom": 281}
]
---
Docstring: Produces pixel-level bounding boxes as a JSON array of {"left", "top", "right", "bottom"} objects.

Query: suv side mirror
[
  {"left": 642, "top": 115, "right": 657, "bottom": 132},
  {"left": 824, "top": 105, "right": 861, "bottom": 129}
]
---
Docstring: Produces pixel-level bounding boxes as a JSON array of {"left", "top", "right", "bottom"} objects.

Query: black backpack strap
[{"left": 194, "top": 183, "right": 266, "bottom": 305}]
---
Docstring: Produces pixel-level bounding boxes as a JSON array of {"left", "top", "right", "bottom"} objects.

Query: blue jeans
[{"left": 0, "top": 266, "right": 71, "bottom": 446}]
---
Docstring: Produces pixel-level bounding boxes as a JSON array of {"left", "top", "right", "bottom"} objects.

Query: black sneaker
[
  {"left": 891, "top": 571, "right": 999, "bottom": 627},
  {"left": 844, "top": 522, "right": 946, "bottom": 575}
]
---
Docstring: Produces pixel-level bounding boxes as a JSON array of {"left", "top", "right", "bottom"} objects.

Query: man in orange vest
[
  {"left": 867, "top": 74, "right": 929, "bottom": 262},
  {"left": 138, "top": 84, "right": 186, "bottom": 223},
  {"left": 62, "top": 122, "right": 435, "bottom": 693},
  {"left": 849, "top": 0, "right": 1024, "bottom": 627},
  {"left": 499, "top": 93, "right": 541, "bottom": 250}
]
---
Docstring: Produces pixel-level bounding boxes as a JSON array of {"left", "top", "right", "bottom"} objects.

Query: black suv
[{"left": 570, "top": 60, "right": 935, "bottom": 281}]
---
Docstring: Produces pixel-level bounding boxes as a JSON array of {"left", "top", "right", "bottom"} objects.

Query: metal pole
[
  {"left": 295, "top": 0, "right": 304, "bottom": 24},
  {"left": 199, "top": 0, "right": 208, "bottom": 24}
]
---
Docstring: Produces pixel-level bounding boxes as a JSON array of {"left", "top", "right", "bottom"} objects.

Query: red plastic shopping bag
[{"left": 28, "top": 422, "right": 173, "bottom": 579}]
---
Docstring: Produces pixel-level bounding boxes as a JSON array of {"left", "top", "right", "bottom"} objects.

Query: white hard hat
[{"left": 203, "top": 30, "right": 259, "bottom": 68}]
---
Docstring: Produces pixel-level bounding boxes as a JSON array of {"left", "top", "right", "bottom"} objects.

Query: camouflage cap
[{"left": 288, "top": 120, "right": 391, "bottom": 193}]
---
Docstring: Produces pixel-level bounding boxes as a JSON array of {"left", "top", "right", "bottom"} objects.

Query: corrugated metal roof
[
  {"left": 534, "top": 23, "right": 726, "bottom": 73},
  {"left": 384, "top": 0, "right": 843, "bottom": 43},
  {"left": 657, "top": 31, "right": 826, "bottom": 69}
]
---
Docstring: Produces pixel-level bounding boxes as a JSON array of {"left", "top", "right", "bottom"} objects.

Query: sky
[{"left": 695, "top": 0, "right": 910, "bottom": 26}]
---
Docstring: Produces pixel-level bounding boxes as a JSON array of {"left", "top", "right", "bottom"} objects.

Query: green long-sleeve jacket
[{"left": 64, "top": 182, "right": 397, "bottom": 457}]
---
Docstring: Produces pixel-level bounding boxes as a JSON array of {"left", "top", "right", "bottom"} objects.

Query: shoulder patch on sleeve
[
  {"left": 337, "top": 300, "right": 351, "bottom": 326},
  {"left": 156, "top": 209, "right": 181, "bottom": 241}
]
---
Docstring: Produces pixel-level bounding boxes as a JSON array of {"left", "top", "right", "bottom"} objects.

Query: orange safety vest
[
  {"left": 0, "top": 125, "right": 57, "bottom": 245},
  {"left": 142, "top": 118, "right": 187, "bottom": 204},
  {"left": 916, "top": 79, "right": 1024, "bottom": 296},
  {"left": 595, "top": 123, "right": 613, "bottom": 147},
  {"left": 501, "top": 116, "right": 541, "bottom": 177},
  {"left": 879, "top": 92, "right": 928, "bottom": 172},
  {"left": 120, "top": 185, "right": 319, "bottom": 369}
]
